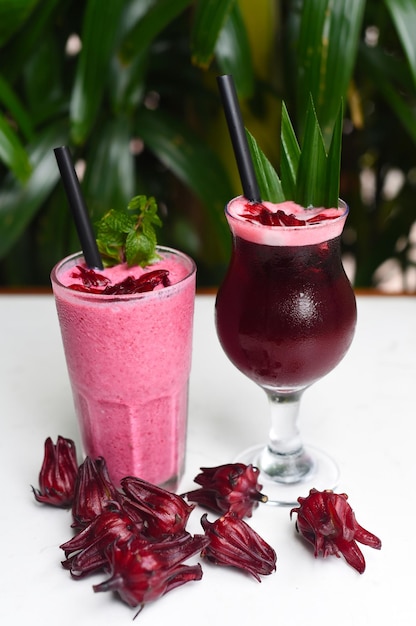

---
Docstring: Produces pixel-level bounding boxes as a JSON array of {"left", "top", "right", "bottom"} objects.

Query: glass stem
[
  {"left": 267, "top": 389, "right": 303, "bottom": 455},
  {"left": 258, "top": 389, "right": 314, "bottom": 483}
]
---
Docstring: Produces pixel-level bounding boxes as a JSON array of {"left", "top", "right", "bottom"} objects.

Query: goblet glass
[{"left": 215, "top": 197, "right": 357, "bottom": 505}]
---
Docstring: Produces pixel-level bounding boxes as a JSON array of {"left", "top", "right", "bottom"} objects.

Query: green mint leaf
[
  {"left": 96, "top": 209, "right": 136, "bottom": 265},
  {"left": 125, "top": 229, "right": 159, "bottom": 267},
  {"left": 95, "top": 195, "right": 162, "bottom": 267}
]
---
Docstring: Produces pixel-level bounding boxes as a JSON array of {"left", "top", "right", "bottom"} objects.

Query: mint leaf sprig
[
  {"left": 95, "top": 195, "right": 163, "bottom": 268},
  {"left": 246, "top": 96, "right": 343, "bottom": 209}
]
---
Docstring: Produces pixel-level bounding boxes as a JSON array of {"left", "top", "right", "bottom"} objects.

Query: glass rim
[
  {"left": 225, "top": 197, "right": 349, "bottom": 230},
  {"left": 224, "top": 197, "right": 350, "bottom": 247},
  {"left": 50, "top": 245, "right": 196, "bottom": 301}
]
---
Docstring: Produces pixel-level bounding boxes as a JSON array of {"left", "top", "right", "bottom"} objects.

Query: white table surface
[{"left": 1, "top": 293, "right": 415, "bottom": 625}]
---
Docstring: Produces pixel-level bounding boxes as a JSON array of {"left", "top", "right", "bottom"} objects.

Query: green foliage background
[{"left": 1, "top": 0, "right": 416, "bottom": 290}]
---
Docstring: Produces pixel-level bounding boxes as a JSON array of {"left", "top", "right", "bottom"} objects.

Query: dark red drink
[{"left": 215, "top": 198, "right": 357, "bottom": 391}]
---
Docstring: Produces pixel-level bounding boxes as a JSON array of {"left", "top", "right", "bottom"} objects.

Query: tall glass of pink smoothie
[{"left": 51, "top": 246, "right": 196, "bottom": 490}]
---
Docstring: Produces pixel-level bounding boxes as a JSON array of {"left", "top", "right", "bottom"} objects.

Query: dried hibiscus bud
[
  {"left": 60, "top": 508, "right": 144, "bottom": 578},
  {"left": 184, "top": 463, "right": 268, "bottom": 518},
  {"left": 121, "top": 476, "right": 194, "bottom": 539},
  {"left": 93, "top": 533, "right": 209, "bottom": 611},
  {"left": 200, "top": 512, "right": 276, "bottom": 581},
  {"left": 72, "top": 456, "right": 120, "bottom": 529},
  {"left": 115, "top": 493, "right": 147, "bottom": 528},
  {"left": 290, "top": 488, "right": 382, "bottom": 574},
  {"left": 32, "top": 436, "right": 78, "bottom": 508}
]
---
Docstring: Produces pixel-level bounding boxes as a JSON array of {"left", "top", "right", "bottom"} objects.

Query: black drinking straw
[
  {"left": 54, "top": 146, "right": 103, "bottom": 270},
  {"left": 216, "top": 74, "right": 261, "bottom": 203}
]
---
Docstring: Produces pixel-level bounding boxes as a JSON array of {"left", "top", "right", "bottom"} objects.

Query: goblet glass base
[{"left": 235, "top": 444, "right": 340, "bottom": 506}]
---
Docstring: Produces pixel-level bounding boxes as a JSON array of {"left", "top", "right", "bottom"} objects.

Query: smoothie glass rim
[{"left": 51, "top": 245, "right": 196, "bottom": 302}]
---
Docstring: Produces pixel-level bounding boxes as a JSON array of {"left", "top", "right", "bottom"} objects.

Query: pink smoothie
[{"left": 51, "top": 247, "right": 196, "bottom": 489}]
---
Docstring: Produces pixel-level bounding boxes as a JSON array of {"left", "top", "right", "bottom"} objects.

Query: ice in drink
[
  {"left": 51, "top": 246, "right": 196, "bottom": 489},
  {"left": 215, "top": 197, "right": 357, "bottom": 390}
]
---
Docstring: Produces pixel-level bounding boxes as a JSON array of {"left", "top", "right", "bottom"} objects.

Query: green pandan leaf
[
  {"left": 246, "top": 95, "right": 342, "bottom": 208},
  {"left": 280, "top": 102, "right": 301, "bottom": 201},
  {"left": 325, "top": 100, "right": 343, "bottom": 207},
  {"left": 295, "top": 96, "right": 327, "bottom": 207},
  {"left": 246, "top": 129, "right": 285, "bottom": 202},
  {"left": 191, "top": 0, "right": 234, "bottom": 69}
]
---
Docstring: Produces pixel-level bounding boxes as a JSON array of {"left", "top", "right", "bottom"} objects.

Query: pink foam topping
[{"left": 226, "top": 196, "right": 348, "bottom": 246}]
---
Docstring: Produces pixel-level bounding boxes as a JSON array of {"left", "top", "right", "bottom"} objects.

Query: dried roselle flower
[
  {"left": 32, "top": 436, "right": 78, "bottom": 508},
  {"left": 72, "top": 456, "right": 120, "bottom": 529},
  {"left": 121, "top": 476, "right": 194, "bottom": 539},
  {"left": 290, "top": 488, "right": 382, "bottom": 574},
  {"left": 130, "top": 532, "right": 209, "bottom": 569},
  {"left": 184, "top": 463, "right": 268, "bottom": 518},
  {"left": 200, "top": 512, "right": 276, "bottom": 581},
  {"left": 116, "top": 493, "right": 146, "bottom": 529},
  {"left": 60, "top": 508, "right": 144, "bottom": 578},
  {"left": 93, "top": 533, "right": 209, "bottom": 610}
]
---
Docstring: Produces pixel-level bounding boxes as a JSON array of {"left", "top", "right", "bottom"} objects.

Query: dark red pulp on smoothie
[{"left": 68, "top": 267, "right": 171, "bottom": 295}]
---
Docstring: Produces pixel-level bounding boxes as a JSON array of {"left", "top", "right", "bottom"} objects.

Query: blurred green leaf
[
  {"left": 121, "top": 0, "right": 192, "bottom": 62},
  {"left": 109, "top": 52, "right": 146, "bottom": 114},
  {"left": 35, "top": 185, "right": 79, "bottom": 277},
  {"left": 22, "top": 32, "right": 64, "bottom": 126},
  {"left": 384, "top": 0, "right": 416, "bottom": 90},
  {"left": 0, "top": 114, "right": 31, "bottom": 182},
  {"left": 113, "top": 0, "right": 194, "bottom": 112},
  {"left": 191, "top": 0, "right": 234, "bottom": 69},
  {"left": 108, "top": 1, "right": 158, "bottom": 112},
  {"left": 214, "top": 2, "right": 254, "bottom": 99},
  {"left": 296, "top": 0, "right": 365, "bottom": 145},
  {"left": 246, "top": 129, "right": 284, "bottom": 202},
  {"left": 70, "top": 0, "right": 126, "bottom": 144},
  {"left": 0, "top": 122, "right": 68, "bottom": 256},
  {"left": 135, "top": 106, "right": 233, "bottom": 251},
  {"left": 359, "top": 43, "right": 416, "bottom": 145},
  {"left": 83, "top": 116, "right": 135, "bottom": 219},
  {"left": 0, "top": 0, "right": 39, "bottom": 46},
  {"left": 0, "top": 74, "right": 33, "bottom": 141},
  {"left": 1, "top": 0, "right": 61, "bottom": 83}
]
